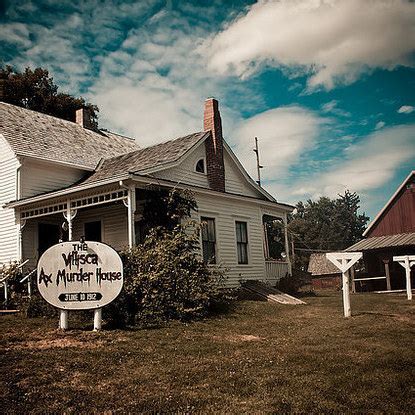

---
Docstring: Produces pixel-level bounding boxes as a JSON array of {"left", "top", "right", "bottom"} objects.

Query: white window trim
[
  {"left": 194, "top": 157, "right": 207, "bottom": 175},
  {"left": 234, "top": 219, "right": 251, "bottom": 266},
  {"left": 199, "top": 214, "right": 220, "bottom": 265}
]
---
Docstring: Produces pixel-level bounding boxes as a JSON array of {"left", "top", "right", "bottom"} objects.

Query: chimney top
[
  {"left": 203, "top": 98, "right": 225, "bottom": 192},
  {"left": 75, "top": 108, "right": 93, "bottom": 129}
]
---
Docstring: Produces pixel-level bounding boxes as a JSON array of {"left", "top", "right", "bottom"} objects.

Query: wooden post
[
  {"left": 351, "top": 266, "right": 356, "bottom": 294},
  {"left": 127, "top": 186, "right": 136, "bottom": 249},
  {"left": 93, "top": 308, "right": 102, "bottom": 331},
  {"left": 4, "top": 281, "right": 8, "bottom": 303},
  {"left": 383, "top": 259, "right": 391, "bottom": 291},
  {"left": 59, "top": 310, "right": 68, "bottom": 330},
  {"left": 283, "top": 213, "right": 292, "bottom": 275},
  {"left": 326, "top": 252, "right": 362, "bottom": 317},
  {"left": 393, "top": 255, "right": 414, "bottom": 301},
  {"left": 342, "top": 259, "right": 351, "bottom": 317},
  {"left": 404, "top": 257, "right": 412, "bottom": 301}
]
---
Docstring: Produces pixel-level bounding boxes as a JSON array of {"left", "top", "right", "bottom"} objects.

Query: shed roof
[
  {"left": 0, "top": 102, "right": 139, "bottom": 169},
  {"left": 345, "top": 232, "right": 415, "bottom": 252},
  {"left": 307, "top": 253, "right": 341, "bottom": 276}
]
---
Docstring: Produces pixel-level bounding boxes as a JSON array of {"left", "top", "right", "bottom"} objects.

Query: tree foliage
[
  {"left": 289, "top": 190, "right": 369, "bottom": 269},
  {"left": 106, "top": 189, "right": 229, "bottom": 327},
  {"left": 0, "top": 65, "right": 98, "bottom": 128},
  {"left": 115, "top": 224, "right": 227, "bottom": 326}
]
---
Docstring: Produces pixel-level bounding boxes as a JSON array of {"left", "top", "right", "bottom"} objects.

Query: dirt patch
[
  {"left": 8, "top": 337, "right": 104, "bottom": 351},
  {"left": 212, "top": 334, "right": 263, "bottom": 343}
]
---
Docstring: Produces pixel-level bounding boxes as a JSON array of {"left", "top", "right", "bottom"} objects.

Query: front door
[{"left": 38, "top": 223, "right": 60, "bottom": 257}]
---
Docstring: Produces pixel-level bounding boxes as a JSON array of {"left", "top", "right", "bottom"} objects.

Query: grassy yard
[{"left": 1, "top": 291, "right": 414, "bottom": 414}]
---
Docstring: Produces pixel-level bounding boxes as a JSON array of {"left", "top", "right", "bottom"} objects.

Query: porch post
[
  {"left": 351, "top": 266, "right": 356, "bottom": 293},
  {"left": 17, "top": 213, "right": 26, "bottom": 262},
  {"left": 283, "top": 213, "right": 292, "bottom": 275},
  {"left": 127, "top": 186, "right": 136, "bottom": 249},
  {"left": 383, "top": 259, "right": 391, "bottom": 291},
  {"left": 60, "top": 200, "right": 78, "bottom": 330},
  {"left": 404, "top": 257, "right": 412, "bottom": 301}
]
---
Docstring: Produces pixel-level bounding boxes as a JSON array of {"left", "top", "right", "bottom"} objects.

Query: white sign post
[
  {"left": 326, "top": 252, "right": 362, "bottom": 317},
  {"left": 393, "top": 255, "right": 414, "bottom": 300},
  {"left": 37, "top": 241, "right": 123, "bottom": 330}
]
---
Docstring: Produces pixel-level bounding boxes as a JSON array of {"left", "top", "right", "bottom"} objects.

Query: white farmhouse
[{"left": 0, "top": 98, "right": 293, "bottom": 287}]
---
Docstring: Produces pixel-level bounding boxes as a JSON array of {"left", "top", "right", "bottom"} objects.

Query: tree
[
  {"left": 288, "top": 190, "right": 369, "bottom": 269},
  {"left": 0, "top": 65, "right": 98, "bottom": 128}
]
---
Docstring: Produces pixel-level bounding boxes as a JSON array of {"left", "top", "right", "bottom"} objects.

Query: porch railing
[{"left": 265, "top": 260, "right": 289, "bottom": 284}]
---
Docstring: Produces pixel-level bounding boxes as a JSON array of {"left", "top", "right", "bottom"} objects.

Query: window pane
[
  {"left": 201, "top": 217, "right": 216, "bottom": 264},
  {"left": 236, "top": 221, "right": 248, "bottom": 264}
]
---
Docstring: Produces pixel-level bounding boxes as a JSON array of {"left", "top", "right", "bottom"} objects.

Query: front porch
[{"left": 9, "top": 176, "right": 293, "bottom": 287}]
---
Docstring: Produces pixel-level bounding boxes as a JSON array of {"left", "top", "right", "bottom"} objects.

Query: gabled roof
[
  {"left": 345, "top": 232, "right": 415, "bottom": 252},
  {"left": 363, "top": 171, "right": 415, "bottom": 236},
  {"left": 81, "top": 131, "right": 209, "bottom": 184},
  {"left": 307, "top": 253, "right": 341, "bottom": 276},
  {"left": 0, "top": 102, "right": 139, "bottom": 169}
]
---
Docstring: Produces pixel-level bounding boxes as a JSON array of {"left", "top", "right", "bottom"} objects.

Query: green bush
[{"left": 112, "top": 223, "right": 228, "bottom": 327}]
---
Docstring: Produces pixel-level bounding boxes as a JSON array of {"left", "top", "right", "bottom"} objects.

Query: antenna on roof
[{"left": 253, "top": 137, "right": 263, "bottom": 186}]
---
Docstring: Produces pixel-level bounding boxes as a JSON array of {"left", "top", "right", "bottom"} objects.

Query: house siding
[
  {"left": 153, "top": 144, "right": 209, "bottom": 188},
  {"left": 223, "top": 151, "right": 261, "bottom": 198},
  {"left": 190, "top": 192, "right": 266, "bottom": 287},
  {"left": 20, "top": 159, "right": 86, "bottom": 198},
  {"left": 154, "top": 143, "right": 264, "bottom": 199},
  {"left": 0, "top": 136, "right": 19, "bottom": 264}
]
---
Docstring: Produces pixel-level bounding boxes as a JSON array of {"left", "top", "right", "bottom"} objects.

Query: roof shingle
[
  {"left": 81, "top": 131, "right": 209, "bottom": 184},
  {"left": 0, "top": 102, "right": 139, "bottom": 169}
]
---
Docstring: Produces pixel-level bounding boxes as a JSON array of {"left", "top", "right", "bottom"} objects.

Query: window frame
[
  {"left": 200, "top": 216, "right": 217, "bottom": 264},
  {"left": 235, "top": 220, "right": 249, "bottom": 265},
  {"left": 194, "top": 157, "right": 207, "bottom": 175}
]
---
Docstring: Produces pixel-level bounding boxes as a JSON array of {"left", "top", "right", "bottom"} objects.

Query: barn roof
[
  {"left": 345, "top": 232, "right": 415, "bottom": 252},
  {"left": 308, "top": 253, "right": 341, "bottom": 276},
  {"left": 363, "top": 171, "right": 415, "bottom": 236},
  {"left": 0, "top": 102, "right": 139, "bottom": 169}
]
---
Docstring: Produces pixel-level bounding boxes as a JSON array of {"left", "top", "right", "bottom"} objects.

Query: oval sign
[{"left": 37, "top": 241, "right": 123, "bottom": 310}]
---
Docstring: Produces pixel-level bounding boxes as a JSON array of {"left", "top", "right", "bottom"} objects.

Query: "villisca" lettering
[{"left": 62, "top": 251, "right": 98, "bottom": 269}]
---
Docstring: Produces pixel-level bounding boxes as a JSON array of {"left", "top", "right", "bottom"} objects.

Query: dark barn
[{"left": 346, "top": 171, "right": 415, "bottom": 292}]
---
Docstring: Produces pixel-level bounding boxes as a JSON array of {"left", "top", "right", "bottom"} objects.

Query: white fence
[{"left": 265, "top": 260, "right": 289, "bottom": 285}]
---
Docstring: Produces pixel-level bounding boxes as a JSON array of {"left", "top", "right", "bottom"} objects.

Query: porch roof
[{"left": 345, "top": 232, "right": 415, "bottom": 252}]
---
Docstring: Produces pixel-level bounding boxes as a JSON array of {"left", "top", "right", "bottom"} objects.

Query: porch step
[{"left": 242, "top": 281, "right": 306, "bottom": 305}]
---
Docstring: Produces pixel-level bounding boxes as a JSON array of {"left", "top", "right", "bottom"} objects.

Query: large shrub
[{"left": 113, "top": 223, "right": 228, "bottom": 327}]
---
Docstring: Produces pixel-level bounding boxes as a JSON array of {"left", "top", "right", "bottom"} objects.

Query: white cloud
[
  {"left": 266, "top": 123, "right": 415, "bottom": 203},
  {"left": 375, "top": 121, "right": 385, "bottom": 130},
  {"left": 231, "top": 106, "right": 329, "bottom": 179},
  {"left": 398, "top": 105, "right": 414, "bottom": 114},
  {"left": 207, "top": 0, "right": 415, "bottom": 90}
]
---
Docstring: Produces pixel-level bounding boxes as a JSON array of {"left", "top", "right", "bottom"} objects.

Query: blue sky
[{"left": 1, "top": 0, "right": 414, "bottom": 218}]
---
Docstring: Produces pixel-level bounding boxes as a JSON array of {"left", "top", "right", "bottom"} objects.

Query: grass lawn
[{"left": 1, "top": 291, "right": 414, "bottom": 414}]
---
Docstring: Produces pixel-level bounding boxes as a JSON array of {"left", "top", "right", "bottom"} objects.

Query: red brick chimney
[{"left": 204, "top": 98, "right": 225, "bottom": 192}]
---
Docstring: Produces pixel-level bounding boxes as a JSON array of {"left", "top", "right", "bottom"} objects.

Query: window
[
  {"left": 84, "top": 221, "right": 102, "bottom": 242},
  {"left": 201, "top": 217, "right": 216, "bottom": 264},
  {"left": 236, "top": 221, "right": 248, "bottom": 264},
  {"left": 195, "top": 158, "right": 205, "bottom": 173}
]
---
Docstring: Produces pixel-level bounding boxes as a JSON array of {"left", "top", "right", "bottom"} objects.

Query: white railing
[{"left": 265, "top": 260, "right": 289, "bottom": 284}]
